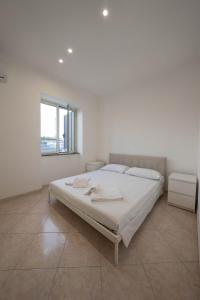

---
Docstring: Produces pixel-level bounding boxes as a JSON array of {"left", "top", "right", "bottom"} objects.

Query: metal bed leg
[{"left": 114, "top": 241, "right": 119, "bottom": 265}]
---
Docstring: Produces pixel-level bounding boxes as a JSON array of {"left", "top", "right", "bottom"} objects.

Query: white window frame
[{"left": 40, "top": 99, "right": 77, "bottom": 156}]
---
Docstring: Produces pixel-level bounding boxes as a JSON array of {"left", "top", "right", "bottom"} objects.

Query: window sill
[{"left": 41, "top": 152, "right": 80, "bottom": 157}]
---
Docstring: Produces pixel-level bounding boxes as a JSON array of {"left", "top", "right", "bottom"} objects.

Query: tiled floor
[{"left": 0, "top": 188, "right": 199, "bottom": 299}]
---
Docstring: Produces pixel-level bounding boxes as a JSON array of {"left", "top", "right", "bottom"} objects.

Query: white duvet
[{"left": 49, "top": 170, "right": 163, "bottom": 246}]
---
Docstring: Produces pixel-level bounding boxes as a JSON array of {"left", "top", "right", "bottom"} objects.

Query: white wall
[
  {"left": 97, "top": 61, "right": 200, "bottom": 177},
  {"left": 1, "top": 54, "right": 200, "bottom": 202},
  {"left": 0, "top": 54, "right": 98, "bottom": 199}
]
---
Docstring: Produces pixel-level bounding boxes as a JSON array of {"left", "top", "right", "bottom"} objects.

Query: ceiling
[{"left": 0, "top": 0, "right": 200, "bottom": 96}]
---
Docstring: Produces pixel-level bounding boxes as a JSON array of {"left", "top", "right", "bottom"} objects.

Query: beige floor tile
[
  {"left": 101, "top": 264, "right": 155, "bottom": 300},
  {"left": 59, "top": 232, "right": 101, "bottom": 267},
  {"left": 144, "top": 262, "right": 200, "bottom": 300},
  {"left": 43, "top": 210, "right": 76, "bottom": 233},
  {"left": 21, "top": 192, "right": 43, "bottom": 203},
  {"left": 70, "top": 212, "right": 103, "bottom": 246},
  {"left": 154, "top": 207, "right": 197, "bottom": 239},
  {"left": 29, "top": 199, "right": 53, "bottom": 214},
  {"left": 0, "top": 270, "right": 11, "bottom": 287},
  {"left": 157, "top": 221, "right": 198, "bottom": 261},
  {"left": 169, "top": 207, "right": 197, "bottom": 234},
  {"left": 11, "top": 213, "right": 48, "bottom": 233},
  {"left": 0, "top": 196, "right": 38, "bottom": 214},
  {"left": 151, "top": 196, "right": 197, "bottom": 237},
  {"left": 0, "top": 190, "right": 198, "bottom": 300},
  {"left": 50, "top": 200, "right": 74, "bottom": 213},
  {"left": 133, "top": 228, "right": 178, "bottom": 263},
  {"left": 0, "top": 234, "right": 33, "bottom": 270},
  {"left": 38, "top": 187, "right": 49, "bottom": 200},
  {"left": 30, "top": 196, "right": 71, "bottom": 214},
  {"left": 183, "top": 262, "right": 200, "bottom": 288},
  {"left": 152, "top": 195, "right": 168, "bottom": 211},
  {"left": 77, "top": 222, "right": 102, "bottom": 246},
  {"left": 139, "top": 213, "right": 157, "bottom": 231},
  {"left": 70, "top": 212, "right": 95, "bottom": 233},
  {"left": 0, "top": 214, "right": 23, "bottom": 233},
  {"left": 149, "top": 204, "right": 175, "bottom": 229},
  {"left": 147, "top": 202, "right": 179, "bottom": 234},
  {"left": 99, "top": 237, "right": 141, "bottom": 266},
  {"left": 17, "top": 233, "right": 66, "bottom": 269},
  {"left": 50, "top": 267, "right": 102, "bottom": 300},
  {"left": 0, "top": 269, "right": 56, "bottom": 300}
]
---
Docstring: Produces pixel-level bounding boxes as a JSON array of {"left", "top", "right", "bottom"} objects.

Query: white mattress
[{"left": 49, "top": 170, "right": 163, "bottom": 246}]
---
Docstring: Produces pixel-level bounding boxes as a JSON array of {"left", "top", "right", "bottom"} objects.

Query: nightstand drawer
[
  {"left": 168, "top": 179, "right": 196, "bottom": 197},
  {"left": 168, "top": 191, "right": 195, "bottom": 211}
]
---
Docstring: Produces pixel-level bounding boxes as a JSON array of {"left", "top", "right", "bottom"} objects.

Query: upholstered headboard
[{"left": 109, "top": 153, "right": 167, "bottom": 178}]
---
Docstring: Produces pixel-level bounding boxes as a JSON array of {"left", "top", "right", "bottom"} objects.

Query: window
[{"left": 40, "top": 100, "right": 77, "bottom": 155}]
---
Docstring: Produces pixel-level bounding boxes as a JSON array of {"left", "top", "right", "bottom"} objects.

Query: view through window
[{"left": 40, "top": 101, "right": 76, "bottom": 155}]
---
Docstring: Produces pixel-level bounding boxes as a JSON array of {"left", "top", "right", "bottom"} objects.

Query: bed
[{"left": 48, "top": 153, "right": 166, "bottom": 264}]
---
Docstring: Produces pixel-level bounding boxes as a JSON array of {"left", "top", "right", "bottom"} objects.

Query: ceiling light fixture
[
  {"left": 67, "top": 48, "right": 73, "bottom": 54},
  {"left": 58, "top": 58, "right": 64, "bottom": 64},
  {"left": 102, "top": 8, "right": 109, "bottom": 17}
]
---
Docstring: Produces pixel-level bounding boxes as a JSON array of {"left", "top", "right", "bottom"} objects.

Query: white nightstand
[
  {"left": 86, "top": 161, "right": 105, "bottom": 172},
  {"left": 168, "top": 172, "right": 197, "bottom": 212}
]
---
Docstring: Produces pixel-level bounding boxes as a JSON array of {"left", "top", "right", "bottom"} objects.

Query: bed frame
[{"left": 48, "top": 153, "right": 166, "bottom": 264}]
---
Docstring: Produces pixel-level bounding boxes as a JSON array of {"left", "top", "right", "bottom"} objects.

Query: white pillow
[
  {"left": 101, "top": 164, "right": 129, "bottom": 174},
  {"left": 125, "top": 167, "right": 162, "bottom": 180}
]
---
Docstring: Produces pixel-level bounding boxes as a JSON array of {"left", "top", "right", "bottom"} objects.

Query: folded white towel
[
  {"left": 91, "top": 187, "right": 123, "bottom": 202},
  {"left": 65, "top": 178, "right": 123, "bottom": 202},
  {"left": 84, "top": 184, "right": 100, "bottom": 195},
  {"left": 65, "top": 177, "right": 91, "bottom": 188}
]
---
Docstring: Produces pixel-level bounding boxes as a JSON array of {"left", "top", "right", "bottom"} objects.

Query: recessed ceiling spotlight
[
  {"left": 67, "top": 48, "right": 73, "bottom": 54},
  {"left": 102, "top": 8, "right": 109, "bottom": 17},
  {"left": 58, "top": 58, "right": 64, "bottom": 64}
]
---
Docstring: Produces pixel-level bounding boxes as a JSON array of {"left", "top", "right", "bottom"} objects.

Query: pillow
[
  {"left": 101, "top": 164, "right": 129, "bottom": 174},
  {"left": 125, "top": 167, "right": 162, "bottom": 180}
]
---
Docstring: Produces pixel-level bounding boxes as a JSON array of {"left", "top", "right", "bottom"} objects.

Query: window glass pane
[
  {"left": 59, "top": 107, "right": 68, "bottom": 152},
  {"left": 40, "top": 100, "right": 76, "bottom": 155},
  {"left": 40, "top": 103, "right": 57, "bottom": 153}
]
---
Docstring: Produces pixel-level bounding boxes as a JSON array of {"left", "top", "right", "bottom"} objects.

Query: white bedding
[{"left": 49, "top": 170, "right": 163, "bottom": 246}]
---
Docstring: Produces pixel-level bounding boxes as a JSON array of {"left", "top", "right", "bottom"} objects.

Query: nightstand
[
  {"left": 168, "top": 172, "right": 197, "bottom": 212},
  {"left": 86, "top": 161, "right": 105, "bottom": 172}
]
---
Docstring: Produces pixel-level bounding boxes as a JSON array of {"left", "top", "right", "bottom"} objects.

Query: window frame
[{"left": 40, "top": 99, "right": 77, "bottom": 156}]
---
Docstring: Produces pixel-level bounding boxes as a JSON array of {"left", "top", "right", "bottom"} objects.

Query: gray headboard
[{"left": 109, "top": 153, "right": 166, "bottom": 178}]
